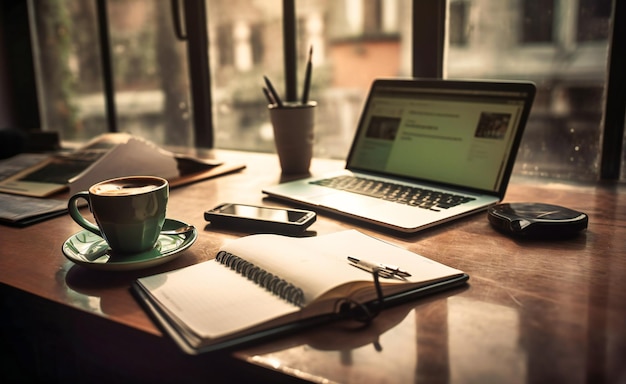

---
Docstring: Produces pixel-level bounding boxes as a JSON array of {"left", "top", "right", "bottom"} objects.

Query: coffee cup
[{"left": 68, "top": 176, "right": 169, "bottom": 254}]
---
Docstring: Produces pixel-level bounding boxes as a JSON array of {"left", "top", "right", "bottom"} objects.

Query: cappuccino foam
[{"left": 91, "top": 177, "right": 165, "bottom": 196}]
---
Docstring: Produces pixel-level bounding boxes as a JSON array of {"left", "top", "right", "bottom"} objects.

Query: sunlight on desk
[{"left": 448, "top": 297, "right": 525, "bottom": 383}]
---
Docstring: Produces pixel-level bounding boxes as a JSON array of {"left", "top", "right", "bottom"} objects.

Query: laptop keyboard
[{"left": 310, "top": 175, "right": 476, "bottom": 211}]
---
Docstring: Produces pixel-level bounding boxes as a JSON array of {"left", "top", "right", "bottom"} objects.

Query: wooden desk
[{"left": 1, "top": 150, "right": 625, "bottom": 383}]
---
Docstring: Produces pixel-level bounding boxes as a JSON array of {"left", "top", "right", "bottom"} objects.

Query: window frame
[{"left": 601, "top": 0, "right": 625, "bottom": 179}]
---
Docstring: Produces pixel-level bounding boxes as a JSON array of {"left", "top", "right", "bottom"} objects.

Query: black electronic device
[
  {"left": 488, "top": 202, "right": 588, "bottom": 238},
  {"left": 205, "top": 203, "right": 316, "bottom": 235}
]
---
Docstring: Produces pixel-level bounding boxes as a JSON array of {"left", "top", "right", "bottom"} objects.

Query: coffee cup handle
[{"left": 68, "top": 192, "right": 102, "bottom": 237}]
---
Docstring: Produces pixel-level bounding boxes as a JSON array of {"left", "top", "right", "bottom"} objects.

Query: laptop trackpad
[{"left": 313, "top": 192, "right": 385, "bottom": 212}]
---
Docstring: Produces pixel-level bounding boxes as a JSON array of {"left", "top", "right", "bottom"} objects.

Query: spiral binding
[{"left": 215, "top": 251, "right": 305, "bottom": 307}]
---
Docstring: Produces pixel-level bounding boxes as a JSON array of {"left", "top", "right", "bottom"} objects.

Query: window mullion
[
  {"left": 600, "top": 0, "right": 625, "bottom": 180},
  {"left": 283, "top": 0, "right": 297, "bottom": 102},
  {"left": 183, "top": 0, "right": 214, "bottom": 148},
  {"left": 412, "top": 0, "right": 446, "bottom": 78},
  {"left": 95, "top": 0, "right": 117, "bottom": 133}
]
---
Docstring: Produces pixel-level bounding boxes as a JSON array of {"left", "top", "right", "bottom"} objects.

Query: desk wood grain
[{"left": 1, "top": 150, "right": 625, "bottom": 383}]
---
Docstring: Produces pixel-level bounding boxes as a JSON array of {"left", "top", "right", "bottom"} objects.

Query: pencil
[
  {"left": 301, "top": 45, "right": 313, "bottom": 104},
  {"left": 262, "top": 87, "right": 275, "bottom": 105},
  {"left": 263, "top": 76, "right": 283, "bottom": 107}
]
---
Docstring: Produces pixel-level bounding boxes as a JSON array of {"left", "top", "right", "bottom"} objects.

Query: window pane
[
  {"left": 33, "top": 1, "right": 104, "bottom": 141},
  {"left": 446, "top": 0, "right": 611, "bottom": 181},
  {"left": 107, "top": 0, "right": 193, "bottom": 146},
  {"left": 521, "top": 0, "right": 554, "bottom": 43},
  {"left": 449, "top": 1, "right": 470, "bottom": 46},
  {"left": 33, "top": 0, "right": 193, "bottom": 147},
  {"left": 577, "top": 0, "right": 611, "bottom": 42},
  {"left": 209, "top": 0, "right": 412, "bottom": 159}
]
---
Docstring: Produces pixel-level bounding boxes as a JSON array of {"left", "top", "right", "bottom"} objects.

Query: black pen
[
  {"left": 347, "top": 256, "right": 411, "bottom": 277},
  {"left": 262, "top": 87, "right": 275, "bottom": 105},
  {"left": 263, "top": 75, "right": 283, "bottom": 107},
  {"left": 301, "top": 45, "right": 313, "bottom": 104}
]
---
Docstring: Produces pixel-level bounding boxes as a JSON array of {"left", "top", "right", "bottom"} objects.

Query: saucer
[{"left": 62, "top": 219, "right": 198, "bottom": 271}]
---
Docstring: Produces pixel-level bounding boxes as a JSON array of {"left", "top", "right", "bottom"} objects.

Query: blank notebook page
[{"left": 139, "top": 260, "right": 299, "bottom": 339}]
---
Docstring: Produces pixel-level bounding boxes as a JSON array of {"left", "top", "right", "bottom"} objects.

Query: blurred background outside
[{"left": 30, "top": 0, "right": 616, "bottom": 181}]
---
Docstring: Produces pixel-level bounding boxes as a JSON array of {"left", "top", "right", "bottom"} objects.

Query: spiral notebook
[{"left": 132, "top": 230, "right": 468, "bottom": 354}]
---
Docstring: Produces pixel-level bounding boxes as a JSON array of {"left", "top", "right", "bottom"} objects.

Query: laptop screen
[{"left": 346, "top": 79, "right": 535, "bottom": 194}]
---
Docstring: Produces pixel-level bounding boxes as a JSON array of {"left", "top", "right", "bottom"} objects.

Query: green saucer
[{"left": 62, "top": 218, "right": 197, "bottom": 271}]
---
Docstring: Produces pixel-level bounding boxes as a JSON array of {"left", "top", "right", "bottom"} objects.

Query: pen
[
  {"left": 347, "top": 256, "right": 411, "bottom": 278},
  {"left": 262, "top": 87, "right": 275, "bottom": 105},
  {"left": 301, "top": 45, "right": 313, "bottom": 104},
  {"left": 263, "top": 75, "right": 283, "bottom": 107}
]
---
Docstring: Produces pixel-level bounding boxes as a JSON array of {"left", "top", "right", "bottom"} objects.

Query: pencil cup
[{"left": 269, "top": 102, "right": 316, "bottom": 175}]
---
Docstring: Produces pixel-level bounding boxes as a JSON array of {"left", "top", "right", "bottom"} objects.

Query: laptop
[{"left": 263, "top": 78, "right": 536, "bottom": 233}]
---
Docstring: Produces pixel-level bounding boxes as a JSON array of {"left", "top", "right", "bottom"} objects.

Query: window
[
  {"left": 31, "top": 0, "right": 194, "bottom": 147},
  {"left": 449, "top": 1, "right": 470, "bottom": 47},
  {"left": 577, "top": 0, "right": 611, "bottom": 41},
  {"left": 446, "top": 0, "right": 613, "bottom": 181},
  {"left": 209, "top": 0, "right": 409, "bottom": 158},
  {"left": 521, "top": 0, "right": 554, "bottom": 43},
  {"left": 216, "top": 24, "right": 235, "bottom": 67},
  {"left": 16, "top": 0, "right": 625, "bottom": 181}
]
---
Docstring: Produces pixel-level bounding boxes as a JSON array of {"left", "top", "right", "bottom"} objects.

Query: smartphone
[{"left": 204, "top": 203, "right": 316, "bottom": 235}]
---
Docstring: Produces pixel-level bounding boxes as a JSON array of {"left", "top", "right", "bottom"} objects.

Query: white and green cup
[{"left": 68, "top": 176, "right": 169, "bottom": 255}]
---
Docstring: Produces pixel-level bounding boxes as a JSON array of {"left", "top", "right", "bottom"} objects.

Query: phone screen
[{"left": 219, "top": 204, "right": 309, "bottom": 223}]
